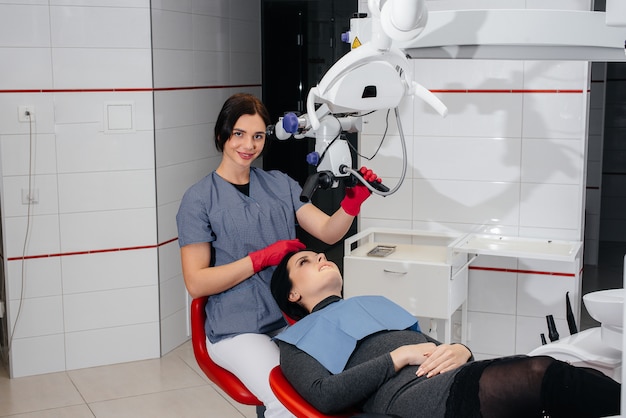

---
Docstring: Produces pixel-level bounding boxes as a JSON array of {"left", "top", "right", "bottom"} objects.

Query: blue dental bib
[{"left": 275, "top": 296, "right": 419, "bottom": 374}]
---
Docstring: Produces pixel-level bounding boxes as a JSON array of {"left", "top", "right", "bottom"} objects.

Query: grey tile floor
[
  {"left": 0, "top": 340, "right": 258, "bottom": 418},
  {"left": 0, "top": 241, "right": 624, "bottom": 417}
]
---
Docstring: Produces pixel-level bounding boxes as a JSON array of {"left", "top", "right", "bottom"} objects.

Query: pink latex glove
[
  {"left": 249, "top": 239, "right": 306, "bottom": 273},
  {"left": 340, "top": 166, "right": 382, "bottom": 216}
]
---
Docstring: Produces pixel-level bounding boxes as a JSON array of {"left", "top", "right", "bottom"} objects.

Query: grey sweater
[{"left": 279, "top": 327, "right": 468, "bottom": 417}]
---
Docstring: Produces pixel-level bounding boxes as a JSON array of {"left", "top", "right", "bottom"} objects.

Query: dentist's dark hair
[
  {"left": 270, "top": 251, "right": 310, "bottom": 321},
  {"left": 214, "top": 93, "right": 271, "bottom": 153}
]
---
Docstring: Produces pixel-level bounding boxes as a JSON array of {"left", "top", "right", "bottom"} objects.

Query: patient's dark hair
[{"left": 271, "top": 251, "right": 310, "bottom": 321}]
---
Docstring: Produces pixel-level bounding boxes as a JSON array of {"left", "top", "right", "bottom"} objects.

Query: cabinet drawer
[{"left": 344, "top": 257, "right": 467, "bottom": 318}]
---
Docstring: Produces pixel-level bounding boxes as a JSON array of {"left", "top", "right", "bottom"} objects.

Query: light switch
[{"left": 104, "top": 102, "right": 134, "bottom": 133}]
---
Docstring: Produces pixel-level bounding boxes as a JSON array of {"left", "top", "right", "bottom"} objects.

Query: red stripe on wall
[
  {"left": 0, "top": 84, "right": 263, "bottom": 94},
  {"left": 8, "top": 239, "right": 579, "bottom": 278},
  {"left": 468, "top": 265, "right": 576, "bottom": 277},
  {"left": 430, "top": 89, "right": 585, "bottom": 94},
  {"left": 7, "top": 237, "right": 179, "bottom": 261},
  {"left": 0, "top": 86, "right": 584, "bottom": 95}
]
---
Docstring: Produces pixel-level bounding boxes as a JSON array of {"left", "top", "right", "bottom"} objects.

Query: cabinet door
[{"left": 344, "top": 257, "right": 455, "bottom": 318}]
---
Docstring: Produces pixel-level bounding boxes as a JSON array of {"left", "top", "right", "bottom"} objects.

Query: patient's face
[{"left": 287, "top": 251, "right": 342, "bottom": 303}]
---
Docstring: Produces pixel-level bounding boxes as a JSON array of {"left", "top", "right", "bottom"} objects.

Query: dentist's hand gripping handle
[
  {"left": 340, "top": 166, "right": 385, "bottom": 216},
  {"left": 341, "top": 164, "right": 390, "bottom": 193}
]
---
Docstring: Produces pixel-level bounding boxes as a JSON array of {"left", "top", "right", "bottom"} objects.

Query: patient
[{"left": 270, "top": 250, "right": 621, "bottom": 418}]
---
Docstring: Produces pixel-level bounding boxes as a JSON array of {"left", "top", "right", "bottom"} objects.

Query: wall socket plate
[
  {"left": 18, "top": 105, "right": 35, "bottom": 122},
  {"left": 21, "top": 188, "right": 39, "bottom": 204}
]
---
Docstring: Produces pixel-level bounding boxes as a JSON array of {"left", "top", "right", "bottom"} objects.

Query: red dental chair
[
  {"left": 190, "top": 297, "right": 264, "bottom": 416},
  {"left": 192, "top": 296, "right": 356, "bottom": 418},
  {"left": 269, "top": 365, "right": 355, "bottom": 418}
]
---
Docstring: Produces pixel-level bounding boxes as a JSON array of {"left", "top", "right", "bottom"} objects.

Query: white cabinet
[
  {"left": 342, "top": 227, "right": 583, "bottom": 355},
  {"left": 343, "top": 228, "right": 471, "bottom": 343}
]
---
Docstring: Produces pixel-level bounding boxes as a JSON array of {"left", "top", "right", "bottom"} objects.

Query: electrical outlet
[
  {"left": 21, "top": 188, "right": 39, "bottom": 204},
  {"left": 18, "top": 105, "right": 35, "bottom": 122}
]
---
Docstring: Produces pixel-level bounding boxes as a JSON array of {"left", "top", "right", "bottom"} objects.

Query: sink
[{"left": 583, "top": 289, "right": 624, "bottom": 328}]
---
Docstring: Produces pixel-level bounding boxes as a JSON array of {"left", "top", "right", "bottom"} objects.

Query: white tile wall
[
  {"left": 412, "top": 179, "right": 521, "bottom": 226},
  {"left": 522, "top": 94, "right": 586, "bottom": 139},
  {"left": 59, "top": 209, "right": 157, "bottom": 253},
  {"left": 10, "top": 334, "right": 66, "bottom": 377},
  {"left": 160, "top": 273, "right": 187, "bottom": 321},
  {"left": 415, "top": 60, "right": 525, "bottom": 90},
  {"left": 48, "top": 0, "right": 149, "bottom": 6},
  {"left": 521, "top": 139, "right": 584, "bottom": 184},
  {"left": 8, "top": 295, "right": 64, "bottom": 339},
  {"left": 519, "top": 183, "right": 582, "bottom": 230},
  {"left": 3, "top": 174, "right": 59, "bottom": 217},
  {"left": 517, "top": 274, "right": 578, "bottom": 319},
  {"left": 1, "top": 133, "right": 58, "bottom": 176},
  {"left": 0, "top": 4, "right": 50, "bottom": 47},
  {"left": 160, "top": 305, "right": 189, "bottom": 355},
  {"left": 523, "top": 61, "right": 589, "bottom": 89},
  {"left": 55, "top": 128, "right": 155, "bottom": 173},
  {"left": 414, "top": 137, "right": 521, "bottom": 182},
  {"left": 467, "top": 269, "right": 517, "bottom": 315},
  {"left": 49, "top": 6, "right": 151, "bottom": 49},
  {"left": 65, "top": 322, "right": 160, "bottom": 371},
  {"left": 61, "top": 250, "right": 158, "bottom": 295},
  {"left": 415, "top": 93, "right": 524, "bottom": 138},
  {"left": 0, "top": 48, "right": 53, "bottom": 89},
  {"left": 58, "top": 171, "right": 156, "bottom": 213},
  {"left": 7, "top": 258, "right": 62, "bottom": 300},
  {"left": 151, "top": 9, "right": 195, "bottom": 51},
  {"left": 4, "top": 214, "right": 61, "bottom": 259},
  {"left": 467, "top": 311, "right": 517, "bottom": 357},
  {"left": 65, "top": 287, "right": 158, "bottom": 333},
  {"left": 52, "top": 49, "right": 153, "bottom": 89},
  {"left": 361, "top": 178, "right": 413, "bottom": 220}
]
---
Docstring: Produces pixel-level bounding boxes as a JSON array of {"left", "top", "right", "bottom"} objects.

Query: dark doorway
[{"left": 261, "top": 0, "right": 358, "bottom": 267}]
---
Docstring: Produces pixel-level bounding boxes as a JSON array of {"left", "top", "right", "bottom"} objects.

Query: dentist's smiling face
[
  {"left": 222, "top": 113, "right": 266, "bottom": 169},
  {"left": 286, "top": 251, "right": 343, "bottom": 306}
]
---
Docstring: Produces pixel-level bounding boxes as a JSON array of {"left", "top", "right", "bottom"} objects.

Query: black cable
[{"left": 348, "top": 109, "right": 391, "bottom": 161}]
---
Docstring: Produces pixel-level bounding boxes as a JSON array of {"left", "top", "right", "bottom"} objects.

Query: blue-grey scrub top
[{"left": 176, "top": 167, "right": 308, "bottom": 343}]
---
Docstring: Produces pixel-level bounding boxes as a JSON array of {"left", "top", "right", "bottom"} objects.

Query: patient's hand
[
  {"left": 416, "top": 344, "right": 472, "bottom": 378},
  {"left": 389, "top": 343, "right": 437, "bottom": 372}
]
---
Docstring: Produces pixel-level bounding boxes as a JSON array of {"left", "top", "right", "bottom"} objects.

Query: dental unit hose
[{"left": 341, "top": 107, "right": 407, "bottom": 197}]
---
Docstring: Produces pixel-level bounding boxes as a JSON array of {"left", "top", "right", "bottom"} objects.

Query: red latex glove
[
  {"left": 249, "top": 239, "right": 306, "bottom": 273},
  {"left": 340, "top": 166, "right": 382, "bottom": 216}
]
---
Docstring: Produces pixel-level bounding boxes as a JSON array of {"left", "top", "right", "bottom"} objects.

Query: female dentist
[{"left": 176, "top": 93, "right": 381, "bottom": 417}]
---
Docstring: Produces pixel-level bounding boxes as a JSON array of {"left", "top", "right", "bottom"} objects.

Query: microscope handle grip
[
  {"left": 300, "top": 172, "right": 334, "bottom": 203},
  {"left": 370, "top": 180, "right": 390, "bottom": 193},
  {"left": 300, "top": 174, "right": 320, "bottom": 203}
]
